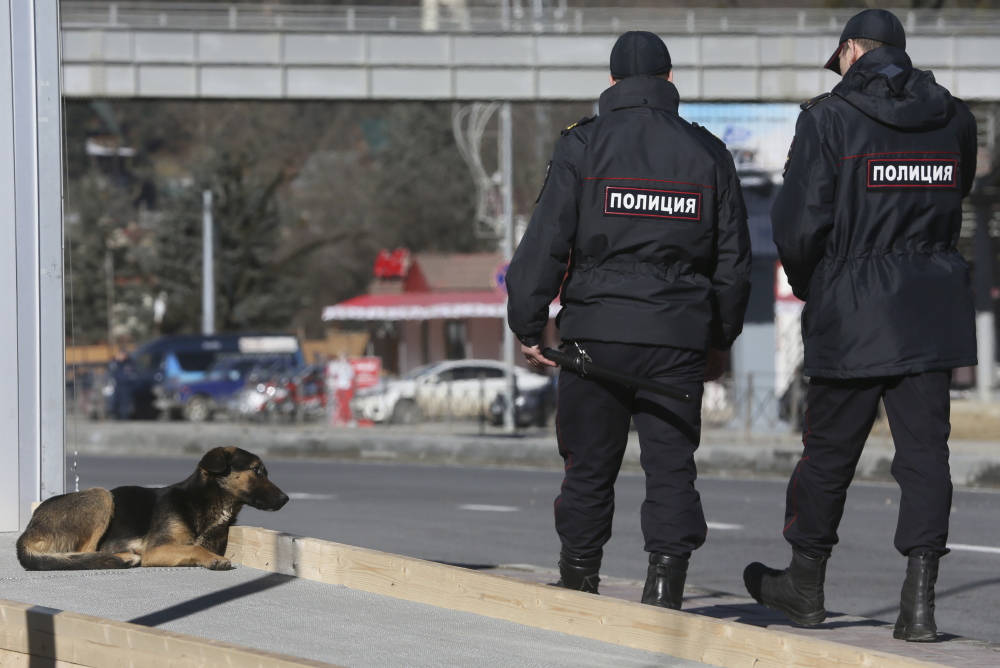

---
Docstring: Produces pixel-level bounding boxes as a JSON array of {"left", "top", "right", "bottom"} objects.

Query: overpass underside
[{"left": 61, "top": 3, "right": 1000, "bottom": 102}]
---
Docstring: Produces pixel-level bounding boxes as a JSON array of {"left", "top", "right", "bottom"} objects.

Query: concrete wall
[
  {"left": 59, "top": 27, "right": 1000, "bottom": 102},
  {"left": 467, "top": 317, "right": 504, "bottom": 362},
  {"left": 394, "top": 317, "right": 518, "bottom": 376}
]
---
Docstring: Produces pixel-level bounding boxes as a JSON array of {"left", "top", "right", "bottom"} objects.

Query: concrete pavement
[{"left": 0, "top": 533, "right": 708, "bottom": 668}]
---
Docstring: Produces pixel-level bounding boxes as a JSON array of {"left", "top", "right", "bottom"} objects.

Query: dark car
[
  {"left": 489, "top": 379, "right": 556, "bottom": 428},
  {"left": 104, "top": 334, "right": 302, "bottom": 420},
  {"left": 156, "top": 353, "right": 299, "bottom": 422}
]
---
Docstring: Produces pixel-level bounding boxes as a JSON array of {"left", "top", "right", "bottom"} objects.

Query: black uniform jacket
[
  {"left": 772, "top": 46, "right": 978, "bottom": 379},
  {"left": 506, "top": 76, "right": 751, "bottom": 351}
]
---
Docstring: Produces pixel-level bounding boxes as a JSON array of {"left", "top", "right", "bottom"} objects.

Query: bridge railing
[{"left": 61, "top": 2, "right": 1000, "bottom": 36}]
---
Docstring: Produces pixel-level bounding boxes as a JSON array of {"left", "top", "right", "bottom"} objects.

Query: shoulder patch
[
  {"left": 800, "top": 92, "right": 831, "bottom": 111},
  {"left": 782, "top": 136, "right": 796, "bottom": 178},
  {"left": 561, "top": 115, "right": 596, "bottom": 136},
  {"left": 691, "top": 122, "right": 725, "bottom": 147}
]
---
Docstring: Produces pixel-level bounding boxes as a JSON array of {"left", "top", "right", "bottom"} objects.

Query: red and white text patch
[{"left": 604, "top": 186, "right": 701, "bottom": 221}]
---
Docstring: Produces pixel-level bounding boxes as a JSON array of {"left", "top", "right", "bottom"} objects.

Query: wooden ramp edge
[
  {"left": 227, "top": 526, "right": 947, "bottom": 668},
  {"left": 0, "top": 599, "right": 344, "bottom": 668}
]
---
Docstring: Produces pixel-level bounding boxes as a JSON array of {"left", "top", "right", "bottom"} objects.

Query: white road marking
[
  {"left": 706, "top": 522, "right": 743, "bottom": 531},
  {"left": 459, "top": 504, "right": 520, "bottom": 512},
  {"left": 948, "top": 543, "right": 1000, "bottom": 555}
]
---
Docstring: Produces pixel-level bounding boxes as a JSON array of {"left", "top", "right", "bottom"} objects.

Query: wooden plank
[
  {"left": 0, "top": 646, "right": 84, "bottom": 667},
  {"left": 228, "top": 526, "right": 946, "bottom": 668},
  {"left": 0, "top": 599, "right": 345, "bottom": 668}
]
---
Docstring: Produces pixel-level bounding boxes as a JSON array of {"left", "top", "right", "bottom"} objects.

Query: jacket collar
[
  {"left": 598, "top": 76, "right": 680, "bottom": 116},
  {"left": 832, "top": 45, "right": 954, "bottom": 131},
  {"left": 838, "top": 45, "right": 913, "bottom": 86}
]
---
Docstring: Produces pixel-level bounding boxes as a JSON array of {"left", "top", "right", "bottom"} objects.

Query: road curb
[{"left": 68, "top": 421, "right": 1000, "bottom": 489}]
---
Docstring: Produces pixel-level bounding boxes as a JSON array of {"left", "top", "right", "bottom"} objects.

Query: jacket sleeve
[
  {"left": 709, "top": 149, "right": 752, "bottom": 351},
  {"left": 506, "top": 133, "right": 584, "bottom": 345},
  {"left": 770, "top": 110, "right": 837, "bottom": 301}
]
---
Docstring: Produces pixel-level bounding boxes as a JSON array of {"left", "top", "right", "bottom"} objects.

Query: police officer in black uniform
[
  {"left": 506, "top": 31, "right": 751, "bottom": 609},
  {"left": 743, "top": 9, "right": 978, "bottom": 641}
]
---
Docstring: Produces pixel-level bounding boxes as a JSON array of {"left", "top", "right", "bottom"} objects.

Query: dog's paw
[
  {"left": 204, "top": 557, "right": 232, "bottom": 571},
  {"left": 115, "top": 553, "right": 142, "bottom": 568}
]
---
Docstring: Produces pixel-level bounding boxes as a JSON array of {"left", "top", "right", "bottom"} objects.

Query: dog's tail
[
  {"left": 16, "top": 542, "right": 137, "bottom": 571},
  {"left": 16, "top": 487, "right": 129, "bottom": 571}
]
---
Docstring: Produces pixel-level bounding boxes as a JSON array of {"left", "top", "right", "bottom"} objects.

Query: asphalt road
[{"left": 65, "top": 454, "right": 1000, "bottom": 644}]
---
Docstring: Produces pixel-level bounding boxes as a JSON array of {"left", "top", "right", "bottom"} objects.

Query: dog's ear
[{"left": 198, "top": 448, "right": 230, "bottom": 474}]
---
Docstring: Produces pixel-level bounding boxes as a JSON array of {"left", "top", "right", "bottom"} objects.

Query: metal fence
[
  {"left": 68, "top": 367, "right": 803, "bottom": 434},
  {"left": 365, "top": 372, "right": 799, "bottom": 434},
  {"left": 61, "top": 2, "right": 1000, "bottom": 35},
  {"left": 703, "top": 374, "right": 802, "bottom": 434}
]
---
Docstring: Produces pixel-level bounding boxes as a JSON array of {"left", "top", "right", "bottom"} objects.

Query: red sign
[
  {"left": 374, "top": 248, "right": 410, "bottom": 279},
  {"left": 349, "top": 357, "right": 382, "bottom": 390}
]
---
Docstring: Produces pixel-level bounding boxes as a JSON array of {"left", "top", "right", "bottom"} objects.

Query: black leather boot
[
  {"left": 894, "top": 552, "right": 939, "bottom": 642},
  {"left": 554, "top": 553, "right": 601, "bottom": 594},
  {"left": 640, "top": 553, "right": 688, "bottom": 610},
  {"left": 744, "top": 550, "right": 828, "bottom": 626}
]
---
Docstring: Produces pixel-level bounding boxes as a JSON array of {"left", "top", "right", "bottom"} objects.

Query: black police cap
[
  {"left": 610, "top": 31, "right": 672, "bottom": 80},
  {"left": 824, "top": 9, "right": 906, "bottom": 75}
]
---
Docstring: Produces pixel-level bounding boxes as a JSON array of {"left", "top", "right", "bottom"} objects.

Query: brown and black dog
[{"left": 16, "top": 447, "right": 288, "bottom": 571}]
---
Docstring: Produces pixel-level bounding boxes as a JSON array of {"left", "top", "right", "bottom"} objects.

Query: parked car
[
  {"left": 351, "top": 359, "right": 550, "bottom": 424},
  {"left": 103, "top": 333, "right": 302, "bottom": 420},
  {"left": 155, "top": 353, "right": 299, "bottom": 422},
  {"left": 488, "top": 380, "right": 556, "bottom": 428}
]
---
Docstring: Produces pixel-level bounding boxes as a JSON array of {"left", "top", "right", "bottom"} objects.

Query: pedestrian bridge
[{"left": 61, "top": 3, "right": 1000, "bottom": 102}]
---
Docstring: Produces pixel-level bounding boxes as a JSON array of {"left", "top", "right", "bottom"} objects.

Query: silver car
[{"left": 351, "top": 360, "right": 550, "bottom": 424}]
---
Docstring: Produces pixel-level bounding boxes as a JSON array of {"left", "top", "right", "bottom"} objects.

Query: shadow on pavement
[
  {"left": 433, "top": 561, "right": 499, "bottom": 570},
  {"left": 128, "top": 572, "right": 295, "bottom": 626},
  {"left": 859, "top": 575, "right": 1000, "bottom": 620}
]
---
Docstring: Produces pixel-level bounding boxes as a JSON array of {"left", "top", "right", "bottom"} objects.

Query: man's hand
[
  {"left": 522, "top": 343, "right": 558, "bottom": 369},
  {"left": 705, "top": 348, "right": 729, "bottom": 382}
]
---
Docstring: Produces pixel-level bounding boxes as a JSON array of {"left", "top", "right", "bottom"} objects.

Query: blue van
[{"left": 103, "top": 333, "right": 302, "bottom": 420}]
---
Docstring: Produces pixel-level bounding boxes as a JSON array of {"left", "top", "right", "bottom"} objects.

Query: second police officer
[
  {"left": 744, "top": 9, "right": 978, "bottom": 641},
  {"left": 506, "top": 31, "right": 751, "bottom": 609}
]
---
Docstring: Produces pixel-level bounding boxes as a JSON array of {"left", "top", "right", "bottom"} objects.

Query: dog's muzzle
[{"left": 252, "top": 487, "right": 290, "bottom": 512}]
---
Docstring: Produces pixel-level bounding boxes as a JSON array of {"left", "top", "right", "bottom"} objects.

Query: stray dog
[{"left": 17, "top": 447, "right": 288, "bottom": 571}]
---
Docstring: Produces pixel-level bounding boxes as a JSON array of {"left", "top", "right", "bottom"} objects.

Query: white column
[
  {"left": 1, "top": 0, "right": 66, "bottom": 531},
  {"left": 500, "top": 102, "right": 516, "bottom": 432},
  {"left": 0, "top": 1, "right": 19, "bottom": 531},
  {"left": 202, "top": 190, "right": 215, "bottom": 335}
]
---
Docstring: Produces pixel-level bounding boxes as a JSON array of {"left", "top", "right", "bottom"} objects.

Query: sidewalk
[
  {"left": 68, "top": 420, "right": 1000, "bottom": 488},
  {"left": 0, "top": 533, "right": 705, "bottom": 668},
  {"left": 2, "top": 528, "right": 997, "bottom": 668},
  {"left": 492, "top": 566, "right": 1000, "bottom": 668}
]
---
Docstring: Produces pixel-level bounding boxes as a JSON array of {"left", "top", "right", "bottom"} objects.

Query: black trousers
[
  {"left": 554, "top": 341, "right": 707, "bottom": 561},
  {"left": 783, "top": 371, "right": 953, "bottom": 559}
]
